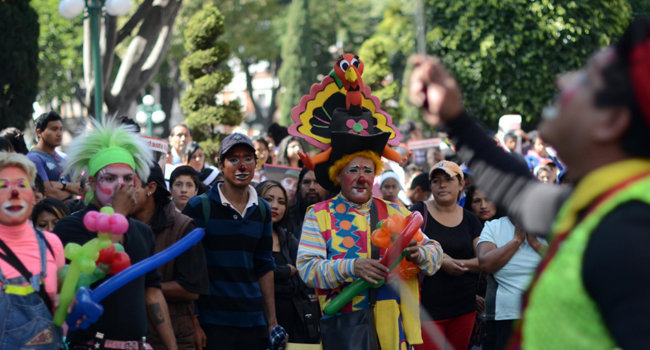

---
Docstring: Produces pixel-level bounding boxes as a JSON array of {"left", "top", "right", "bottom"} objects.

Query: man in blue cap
[{"left": 182, "top": 133, "right": 279, "bottom": 350}]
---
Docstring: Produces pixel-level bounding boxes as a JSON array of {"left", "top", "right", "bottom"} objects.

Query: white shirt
[
  {"left": 217, "top": 183, "right": 258, "bottom": 217},
  {"left": 477, "top": 217, "right": 546, "bottom": 320}
]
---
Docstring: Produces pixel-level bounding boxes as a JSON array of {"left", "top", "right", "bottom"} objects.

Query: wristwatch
[{"left": 61, "top": 179, "right": 67, "bottom": 191}]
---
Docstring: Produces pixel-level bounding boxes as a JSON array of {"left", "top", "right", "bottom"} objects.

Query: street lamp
[
  {"left": 58, "top": 0, "right": 132, "bottom": 123},
  {"left": 136, "top": 94, "right": 166, "bottom": 137}
]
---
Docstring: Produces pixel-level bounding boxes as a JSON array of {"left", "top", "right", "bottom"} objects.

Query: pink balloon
[
  {"left": 108, "top": 214, "right": 129, "bottom": 235},
  {"left": 83, "top": 211, "right": 99, "bottom": 232},
  {"left": 96, "top": 213, "right": 111, "bottom": 233}
]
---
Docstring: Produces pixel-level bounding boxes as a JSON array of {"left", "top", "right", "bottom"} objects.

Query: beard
[{"left": 303, "top": 192, "right": 323, "bottom": 206}]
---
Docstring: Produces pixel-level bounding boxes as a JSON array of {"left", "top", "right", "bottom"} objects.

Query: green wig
[{"left": 64, "top": 118, "right": 153, "bottom": 204}]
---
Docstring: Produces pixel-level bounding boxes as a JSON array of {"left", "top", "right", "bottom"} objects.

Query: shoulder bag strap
[
  {"left": 0, "top": 238, "right": 53, "bottom": 311},
  {"left": 0, "top": 239, "right": 33, "bottom": 281},
  {"left": 368, "top": 198, "right": 388, "bottom": 307},
  {"left": 200, "top": 193, "right": 210, "bottom": 226},
  {"left": 34, "top": 228, "right": 55, "bottom": 259},
  {"left": 258, "top": 197, "right": 267, "bottom": 222}
]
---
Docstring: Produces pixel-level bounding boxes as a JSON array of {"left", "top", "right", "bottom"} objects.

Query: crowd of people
[{"left": 0, "top": 15, "right": 649, "bottom": 350}]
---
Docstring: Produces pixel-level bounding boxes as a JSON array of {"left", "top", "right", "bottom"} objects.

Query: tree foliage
[
  {"left": 180, "top": 4, "right": 242, "bottom": 159},
  {"left": 427, "top": 0, "right": 632, "bottom": 129},
  {"left": 278, "top": 0, "right": 385, "bottom": 126},
  {"left": 33, "top": 0, "right": 83, "bottom": 110},
  {"left": 30, "top": 0, "right": 183, "bottom": 118},
  {"left": 278, "top": 0, "right": 317, "bottom": 126},
  {"left": 361, "top": 0, "right": 633, "bottom": 129},
  {"left": 359, "top": 1, "right": 414, "bottom": 120},
  {"left": 100, "top": 0, "right": 183, "bottom": 116},
  {"left": 0, "top": 0, "right": 39, "bottom": 131},
  {"left": 214, "top": 0, "right": 284, "bottom": 128}
]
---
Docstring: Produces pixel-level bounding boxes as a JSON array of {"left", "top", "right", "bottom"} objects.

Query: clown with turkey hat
[{"left": 293, "top": 54, "right": 443, "bottom": 349}]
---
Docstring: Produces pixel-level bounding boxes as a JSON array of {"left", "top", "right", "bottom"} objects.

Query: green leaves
[
  {"left": 361, "top": 0, "right": 632, "bottom": 129},
  {"left": 0, "top": 1, "right": 39, "bottom": 130},
  {"left": 180, "top": 3, "right": 242, "bottom": 161},
  {"left": 184, "top": 4, "right": 225, "bottom": 52}
]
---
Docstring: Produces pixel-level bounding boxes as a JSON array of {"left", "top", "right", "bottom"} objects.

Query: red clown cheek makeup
[
  {"left": 95, "top": 164, "right": 136, "bottom": 206},
  {"left": 0, "top": 170, "right": 34, "bottom": 224}
]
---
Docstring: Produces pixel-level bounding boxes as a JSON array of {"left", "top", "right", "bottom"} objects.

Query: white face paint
[
  {"left": 0, "top": 167, "right": 35, "bottom": 226},
  {"left": 93, "top": 164, "right": 136, "bottom": 206},
  {"left": 2, "top": 201, "right": 28, "bottom": 217}
]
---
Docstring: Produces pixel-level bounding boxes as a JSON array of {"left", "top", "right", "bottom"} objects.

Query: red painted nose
[
  {"left": 357, "top": 176, "right": 369, "bottom": 185},
  {"left": 10, "top": 189, "right": 19, "bottom": 198}
]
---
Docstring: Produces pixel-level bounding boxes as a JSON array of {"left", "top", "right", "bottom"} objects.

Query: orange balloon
[
  {"left": 384, "top": 214, "right": 407, "bottom": 236},
  {"left": 371, "top": 225, "right": 392, "bottom": 248}
]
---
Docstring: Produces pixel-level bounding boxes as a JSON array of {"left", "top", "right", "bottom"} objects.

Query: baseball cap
[
  {"left": 429, "top": 160, "right": 464, "bottom": 181},
  {"left": 219, "top": 133, "right": 255, "bottom": 160},
  {"left": 409, "top": 173, "right": 431, "bottom": 192}
]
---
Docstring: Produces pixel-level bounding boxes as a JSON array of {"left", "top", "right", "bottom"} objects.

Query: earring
[{"left": 147, "top": 192, "right": 152, "bottom": 197}]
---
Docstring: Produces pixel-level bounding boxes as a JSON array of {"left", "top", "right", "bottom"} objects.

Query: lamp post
[
  {"left": 58, "top": 0, "right": 132, "bottom": 123},
  {"left": 136, "top": 94, "right": 166, "bottom": 137}
]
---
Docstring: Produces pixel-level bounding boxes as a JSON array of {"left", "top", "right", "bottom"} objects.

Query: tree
[
  {"left": 99, "top": 0, "right": 183, "bottom": 116},
  {"left": 359, "top": 0, "right": 414, "bottom": 121},
  {"left": 33, "top": 0, "right": 84, "bottom": 110},
  {"left": 629, "top": 0, "right": 650, "bottom": 16},
  {"left": 180, "top": 3, "right": 242, "bottom": 160},
  {"left": 278, "top": 0, "right": 317, "bottom": 126},
  {"left": 216, "top": 0, "right": 285, "bottom": 129},
  {"left": 29, "top": 0, "right": 183, "bottom": 119},
  {"left": 361, "top": 0, "right": 632, "bottom": 129},
  {"left": 277, "top": 0, "right": 385, "bottom": 126},
  {"left": 427, "top": 0, "right": 632, "bottom": 129},
  {"left": 0, "top": 0, "right": 39, "bottom": 131}
]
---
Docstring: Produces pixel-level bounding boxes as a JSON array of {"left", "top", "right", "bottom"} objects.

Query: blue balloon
[
  {"left": 92, "top": 228, "right": 204, "bottom": 302},
  {"left": 66, "top": 228, "right": 205, "bottom": 329},
  {"left": 67, "top": 287, "right": 103, "bottom": 331}
]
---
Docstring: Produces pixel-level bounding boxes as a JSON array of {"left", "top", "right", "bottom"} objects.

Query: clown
[
  {"left": 54, "top": 120, "right": 178, "bottom": 350},
  {"left": 0, "top": 152, "right": 106, "bottom": 349},
  {"left": 0, "top": 152, "right": 66, "bottom": 348},
  {"left": 408, "top": 16, "right": 650, "bottom": 350},
  {"left": 295, "top": 95, "right": 443, "bottom": 348}
]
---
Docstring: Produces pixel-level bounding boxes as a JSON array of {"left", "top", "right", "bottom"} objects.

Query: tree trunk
[
  {"left": 242, "top": 60, "right": 264, "bottom": 125},
  {"left": 266, "top": 56, "right": 282, "bottom": 129},
  {"left": 82, "top": 0, "right": 183, "bottom": 117}
]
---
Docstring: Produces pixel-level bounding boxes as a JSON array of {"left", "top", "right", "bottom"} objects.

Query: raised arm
[{"left": 408, "top": 55, "right": 571, "bottom": 235}]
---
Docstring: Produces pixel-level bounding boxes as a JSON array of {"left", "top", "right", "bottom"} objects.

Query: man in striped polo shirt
[{"left": 183, "top": 133, "right": 277, "bottom": 350}]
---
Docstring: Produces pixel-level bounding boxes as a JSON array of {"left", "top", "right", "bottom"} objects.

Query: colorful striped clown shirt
[{"left": 297, "top": 194, "right": 443, "bottom": 348}]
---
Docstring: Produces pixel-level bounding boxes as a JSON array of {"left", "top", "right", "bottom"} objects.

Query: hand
[
  {"left": 111, "top": 184, "right": 140, "bottom": 216},
  {"left": 441, "top": 255, "right": 468, "bottom": 276},
  {"left": 476, "top": 295, "right": 485, "bottom": 314},
  {"left": 513, "top": 226, "right": 526, "bottom": 244},
  {"left": 526, "top": 233, "right": 546, "bottom": 254},
  {"left": 408, "top": 54, "right": 464, "bottom": 127},
  {"left": 193, "top": 317, "right": 206, "bottom": 349},
  {"left": 67, "top": 182, "right": 83, "bottom": 196},
  {"left": 288, "top": 264, "right": 298, "bottom": 277},
  {"left": 404, "top": 238, "right": 423, "bottom": 264},
  {"left": 354, "top": 258, "right": 389, "bottom": 284}
]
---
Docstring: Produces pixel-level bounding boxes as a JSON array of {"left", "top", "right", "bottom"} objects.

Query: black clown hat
[{"left": 314, "top": 107, "right": 390, "bottom": 192}]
